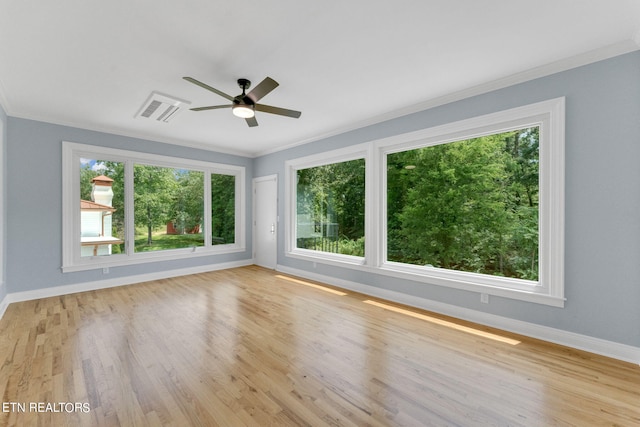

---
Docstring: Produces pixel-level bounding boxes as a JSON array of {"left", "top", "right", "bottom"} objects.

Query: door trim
[{"left": 252, "top": 174, "right": 278, "bottom": 268}]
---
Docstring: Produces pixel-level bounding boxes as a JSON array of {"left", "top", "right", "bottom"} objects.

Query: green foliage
[
  {"left": 388, "top": 128, "right": 539, "bottom": 280},
  {"left": 296, "top": 127, "right": 539, "bottom": 280},
  {"left": 297, "top": 159, "right": 365, "bottom": 255},
  {"left": 134, "top": 231, "right": 203, "bottom": 252},
  {"left": 80, "top": 160, "right": 236, "bottom": 252},
  {"left": 337, "top": 237, "right": 365, "bottom": 256},
  {"left": 211, "top": 174, "right": 235, "bottom": 244},
  {"left": 172, "top": 170, "right": 204, "bottom": 234},
  {"left": 296, "top": 236, "right": 365, "bottom": 257},
  {"left": 134, "top": 165, "right": 180, "bottom": 246}
]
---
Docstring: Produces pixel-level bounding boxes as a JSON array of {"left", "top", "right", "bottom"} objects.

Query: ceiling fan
[{"left": 183, "top": 76, "right": 301, "bottom": 127}]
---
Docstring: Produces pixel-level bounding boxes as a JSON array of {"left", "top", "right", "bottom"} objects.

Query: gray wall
[
  {"left": 6, "top": 119, "right": 254, "bottom": 293},
  {"left": 254, "top": 51, "right": 640, "bottom": 348},
  {"left": 0, "top": 103, "right": 6, "bottom": 303}
]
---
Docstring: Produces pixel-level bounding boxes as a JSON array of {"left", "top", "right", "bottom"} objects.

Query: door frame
[{"left": 252, "top": 174, "right": 278, "bottom": 268}]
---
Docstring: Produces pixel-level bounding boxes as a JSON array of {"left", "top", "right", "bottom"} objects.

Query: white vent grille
[{"left": 135, "top": 92, "right": 190, "bottom": 123}]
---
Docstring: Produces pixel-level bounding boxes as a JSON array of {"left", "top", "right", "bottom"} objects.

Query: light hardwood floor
[{"left": 0, "top": 266, "right": 638, "bottom": 426}]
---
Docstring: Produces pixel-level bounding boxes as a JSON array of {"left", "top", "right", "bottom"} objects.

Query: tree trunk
[{"left": 147, "top": 205, "right": 153, "bottom": 245}]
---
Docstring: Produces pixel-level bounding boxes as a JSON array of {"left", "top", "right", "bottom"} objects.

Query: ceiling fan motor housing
[{"left": 237, "top": 78, "right": 251, "bottom": 92}]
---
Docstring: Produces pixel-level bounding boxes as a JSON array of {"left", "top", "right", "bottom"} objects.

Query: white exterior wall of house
[
  {"left": 80, "top": 211, "right": 102, "bottom": 238},
  {"left": 103, "top": 213, "right": 113, "bottom": 242},
  {"left": 80, "top": 211, "right": 113, "bottom": 257},
  {"left": 81, "top": 176, "right": 116, "bottom": 257}
]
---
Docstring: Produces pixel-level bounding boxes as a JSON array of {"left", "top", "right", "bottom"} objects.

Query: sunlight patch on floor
[
  {"left": 275, "top": 275, "right": 348, "bottom": 296},
  {"left": 363, "top": 299, "right": 521, "bottom": 345}
]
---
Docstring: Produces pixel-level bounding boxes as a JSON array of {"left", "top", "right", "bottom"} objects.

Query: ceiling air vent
[{"left": 135, "top": 92, "right": 190, "bottom": 123}]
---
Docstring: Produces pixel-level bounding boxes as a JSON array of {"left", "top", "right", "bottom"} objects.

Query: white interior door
[{"left": 253, "top": 175, "right": 278, "bottom": 269}]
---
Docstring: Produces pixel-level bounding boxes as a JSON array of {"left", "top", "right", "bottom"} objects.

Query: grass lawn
[{"left": 134, "top": 230, "right": 204, "bottom": 252}]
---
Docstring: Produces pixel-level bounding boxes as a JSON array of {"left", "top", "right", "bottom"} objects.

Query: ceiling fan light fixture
[
  {"left": 232, "top": 103, "right": 255, "bottom": 118},
  {"left": 184, "top": 76, "right": 301, "bottom": 127}
]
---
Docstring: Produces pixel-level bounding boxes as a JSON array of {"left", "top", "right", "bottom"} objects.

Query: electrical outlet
[
  {"left": 102, "top": 267, "right": 109, "bottom": 274},
  {"left": 480, "top": 293, "right": 489, "bottom": 304}
]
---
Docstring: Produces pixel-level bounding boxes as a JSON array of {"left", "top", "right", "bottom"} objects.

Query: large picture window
[
  {"left": 0, "top": 118, "right": 4, "bottom": 291},
  {"left": 286, "top": 98, "right": 564, "bottom": 306},
  {"left": 63, "top": 142, "right": 245, "bottom": 272}
]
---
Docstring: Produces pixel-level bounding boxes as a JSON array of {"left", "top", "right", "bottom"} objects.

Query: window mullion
[
  {"left": 124, "top": 160, "right": 135, "bottom": 256},
  {"left": 204, "top": 170, "right": 212, "bottom": 247},
  {"left": 366, "top": 144, "right": 380, "bottom": 267}
]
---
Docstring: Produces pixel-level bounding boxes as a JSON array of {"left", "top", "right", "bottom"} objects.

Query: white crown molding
[
  {"left": 254, "top": 39, "right": 640, "bottom": 158},
  {"left": 276, "top": 265, "right": 640, "bottom": 365}
]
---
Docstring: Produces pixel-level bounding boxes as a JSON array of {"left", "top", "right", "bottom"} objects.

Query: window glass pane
[
  {"left": 296, "top": 159, "right": 365, "bottom": 256},
  {"left": 134, "top": 165, "right": 204, "bottom": 252},
  {"left": 211, "top": 174, "right": 235, "bottom": 245},
  {"left": 387, "top": 127, "right": 539, "bottom": 280},
  {"left": 80, "top": 159, "right": 125, "bottom": 257}
]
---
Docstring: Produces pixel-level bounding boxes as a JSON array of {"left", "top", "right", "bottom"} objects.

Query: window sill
[
  {"left": 378, "top": 262, "right": 565, "bottom": 307},
  {"left": 286, "top": 251, "right": 565, "bottom": 307},
  {"left": 286, "top": 249, "right": 366, "bottom": 268},
  {"left": 62, "top": 244, "right": 245, "bottom": 273}
]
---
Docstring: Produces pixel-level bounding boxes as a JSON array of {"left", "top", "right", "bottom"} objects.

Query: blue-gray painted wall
[
  {"left": 2, "top": 52, "right": 639, "bottom": 348},
  {"left": 5, "top": 119, "right": 254, "bottom": 293},
  {"left": 0, "top": 103, "right": 6, "bottom": 303},
  {"left": 253, "top": 51, "right": 640, "bottom": 347}
]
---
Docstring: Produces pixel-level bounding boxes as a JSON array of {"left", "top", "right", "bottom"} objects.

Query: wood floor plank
[{"left": 0, "top": 265, "right": 638, "bottom": 426}]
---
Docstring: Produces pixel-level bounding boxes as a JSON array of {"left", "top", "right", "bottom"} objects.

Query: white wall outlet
[
  {"left": 103, "top": 267, "right": 109, "bottom": 274},
  {"left": 481, "top": 293, "right": 489, "bottom": 304}
]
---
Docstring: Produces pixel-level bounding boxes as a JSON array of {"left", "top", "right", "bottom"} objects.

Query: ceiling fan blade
[
  {"left": 245, "top": 77, "right": 279, "bottom": 103},
  {"left": 190, "top": 105, "right": 232, "bottom": 111},
  {"left": 183, "top": 77, "right": 235, "bottom": 102},
  {"left": 255, "top": 103, "right": 302, "bottom": 118},
  {"left": 245, "top": 116, "right": 259, "bottom": 127}
]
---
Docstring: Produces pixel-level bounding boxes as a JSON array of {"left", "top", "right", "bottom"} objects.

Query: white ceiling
[{"left": 1, "top": 1, "right": 639, "bottom": 157}]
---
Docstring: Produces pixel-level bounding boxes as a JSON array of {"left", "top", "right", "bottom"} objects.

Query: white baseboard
[
  {"left": 2, "top": 259, "right": 253, "bottom": 308},
  {"left": 0, "top": 293, "right": 9, "bottom": 320},
  {"left": 277, "top": 265, "right": 640, "bottom": 365}
]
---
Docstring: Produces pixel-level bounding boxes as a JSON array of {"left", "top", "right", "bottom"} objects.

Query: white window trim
[
  {"left": 62, "top": 141, "right": 246, "bottom": 273},
  {"left": 0, "top": 118, "right": 4, "bottom": 292},
  {"left": 285, "top": 98, "right": 565, "bottom": 307}
]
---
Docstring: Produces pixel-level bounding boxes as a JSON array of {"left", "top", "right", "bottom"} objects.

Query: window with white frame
[
  {"left": 0, "top": 118, "right": 4, "bottom": 291},
  {"left": 63, "top": 142, "right": 245, "bottom": 272},
  {"left": 286, "top": 145, "right": 368, "bottom": 264},
  {"left": 286, "top": 98, "right": 565, "bottom": 306}
]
